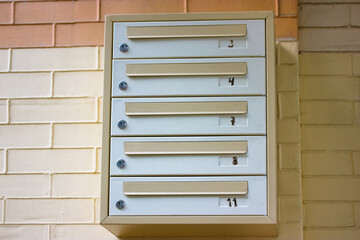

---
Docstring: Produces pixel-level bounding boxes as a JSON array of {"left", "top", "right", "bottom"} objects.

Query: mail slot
[
  {"left": 127, "top": 24, "right": 247, "bottom": 39},
  {"left": 112, "top": 58, "right": 265, "bottom": 96},
  {"left": 111, "top": 97, "right": 266, "bottom": 136},
  {"left": 109, "top": 176, "right": 266, "bottom": 216},
  {"left": 113, "top": 20, "right": 265, "bottom": 58},
  {"left": 110, "top": 136, "right": 266, "bottom": 176}
]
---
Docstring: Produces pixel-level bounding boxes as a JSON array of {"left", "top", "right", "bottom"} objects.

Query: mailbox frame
[{"left": 101, "top": 11, "right": 277, "bottom": 237}]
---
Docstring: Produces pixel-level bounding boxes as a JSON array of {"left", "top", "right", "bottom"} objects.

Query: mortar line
[
  {"left": 6, "top": 99, "right": 10, "bottom": 124},
  {"left": 4, "top": 148, "right": 8, "bottom": 174},
  {"left": 50, "top": 122, "right": 54, "bottom": 148},
  {"left": 96, "top": 97, "right": 100, "bottom": 123},
  {"left": 7, "top": 49, "right": 12, "bottom": 72},
  {"left": 50, "top": 71, "right": 55, "bottom": 97},
  {"left": 93, "top": 148, "right": 98, "bottom": 173},
  {"left": 48, "top": 224, "right": 51, "bottom": 240},
  {"left": 96, "top": 46, "right": 100, "bottom": 70},
  {"left": 2, "top": 197, "right": 5, "bottom": 224}
]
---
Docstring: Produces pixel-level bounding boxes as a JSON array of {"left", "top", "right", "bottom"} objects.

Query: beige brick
[
  {"left": 303, "top": 177, "right": 360, "bottom": 201},
  {"left": 7, "top": 149, "right": 94, "bottom": 173},
  {"left": 301, "top": 101, "right": 353, "bottom": 124},
  {"left": 11, "top": 47, "right": 97, "bottom": 71},
  {"left": 53, "top": 123, "right": 101, "bottom": 147},
  {"left": 300, "top": 4, "right": 349, "bottom": 27},
  {"left": 353, "top": 53, "right": 360, "bottom": 76},
  {"left": 0, "top": 150, "right": 4, "bottom": 173},
  {"left": 277, "top": 64, "right": 299, "bottom": 92},
  {"left": 0, "top": 100, "right": 7, "bottom": 123},
  {"left": 300, "top": 76, "right": 360, "bottom": 100},
  {"left": 277, "top": 119, "right": 299, "bottom": 143},
  {"left": 53, "top": 71, "right": 103, "bottom": 97},
  {"left": 305, "top": 229, "right": 360, "bottom": 240},
  {"left": 99, "top": 47, "right": 104, "bottom": 70},
  {"left": 278, "top": 92, "right": 299, "bottom": 118},
  {"left": 52, "top": 174, "right": 100, "bottom": 197},
  {"left": 0, "top": 73, "right": 51, "bottom": 98},
  {"left": 5, "top": 199, "right": 93, "bottom": 223},
  {"left": 51, "top": 225, "right": 119, "bottom": 240},
  {"left": 0, "top": 225, "right": 49, "bottom": 240},
  {"left": 98, "top": 98, "right": 103, "bottom": 122},
  {"left": 278, "top": 196, "right": 301, "bottom": 223},
  {"left": 279, "top": 144, "right": 300, "bottom": 169},
  {"left": 0, "top": 175, "right": 49, "bottom": 197},
  {"left": 303, "top": 151, "right": 354, "bottom": 176},
  {"left": 301, "top": 126, "right": 360, "bottom": 150},
  {"left": 0, "top": 49, "right": 9, "bottom": 72},
  {"left": 277, "top": 223, "right": 301, "bottom": 240},
  {"left": 305, "top": 203, "right": 355, "bottom": 227},
  {"left": 354, "top": 151, "right": 360, "bottom": 175},
  {"left": 10, "top": 98, "right": 96, "bottom": 123},
  {"left": 300, "top": 29, "right": 360, "bottom": 52},
  {"left": 300, "top": 53, "right": 352, "bottom": 75},
  {"left": 355, "top": 102, "right": 360, "bottom": 124},
  {"left": 279, "top": 171, "right": 300, "bottom": 195},
  {"left": 0, "top": 125, "right": 50, "bottom": 148},
  {"left": 277, "top": 41, "right": 298, "bottom": 65},
  {"left": 351, "top": 4, "right": 360, "bottom": 26}
]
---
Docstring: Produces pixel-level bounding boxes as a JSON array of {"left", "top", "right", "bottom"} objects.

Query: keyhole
[
  {"left": 231, "top": 116, "right": 235, "bottom": 126},
  {"left": 233, "top": 198, "right": 238, "bottom": 207},
  {"left": 232, "top": 156, "right": 238, "bottom": 165},
  {"left": 228, "top": 77, "right": 235, "bottom": 86},
  {"left": 228, "top": 40, "right": 234, "bottom": 48},
  {"left": 227, "top": 198, "right": 232, "bottom": 207}
]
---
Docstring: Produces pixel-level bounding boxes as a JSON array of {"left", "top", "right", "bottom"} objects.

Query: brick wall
[
  {"left": 299, "top": 0, "right": 360, "bottom": 51},
  {"left": 298, "top": 1, "right": 360, "bottom": 239},
  {"left": 0, "top": 1, "right": 301, "bottom": 239}
]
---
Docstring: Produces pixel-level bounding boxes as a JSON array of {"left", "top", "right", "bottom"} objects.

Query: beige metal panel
[
  {"left": 124, "top": 141, "right": 247, "bottom": 155},
  {"left": 108, "top": 12, "right": 271, "bottom": 22},
  {"left": 102, "top": 222, "right": 277, "bottom": 237},
  {"left": 125, "top": 101, "right": 247, "bottom": 116},
  {"left": 102, "top": 214, "right": 276, "bottom": 225},
  {"left": 101, "top": 11, "right": 278, "bottom": 237},
  {"left": 123, "top": 181, "right": 248, "bottom": 196},
  {"left": 100, "top": 17, "right": 113, "bottom": 223},
  {"left": 265, "top": 12, "right": 277, "bottom": 223},
  {"left": 127, "top": 24, "right": 246, "bottom": 39},
  {"left": 126, "top": 62, "right": 247, "bottom": 77}
]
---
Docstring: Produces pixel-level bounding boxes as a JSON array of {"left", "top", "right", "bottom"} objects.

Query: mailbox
[{"left": 101, "top": 12, "right": 277, "bottom": 238}]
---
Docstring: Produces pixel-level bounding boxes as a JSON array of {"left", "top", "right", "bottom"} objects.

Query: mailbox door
[
  {"left": 109, "top": 176, "right": 267, "bottom": 215},
  {"left": 111, "top": 97, "right": 266, "bottom": 136},
  {"left": 113, "top": 20, "right": 265, "bottom": 58},
  {"left": 110, "top": 136, "right": 266, "bottom": 176},
  {"left": 112, "top": 58, "right": 266, "bottom": 97}
]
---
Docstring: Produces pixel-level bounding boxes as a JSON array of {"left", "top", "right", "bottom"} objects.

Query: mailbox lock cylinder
[
  {"left": 116, "top": 159, "right": 126, "bottom": 169},
  {"left": 119, "top": 43, "right": 129, "bottom": 52},
  {"left": 118, "top": 120, "right": 127, "bottom": 129},
  {"left": 119, "top": 81, "right": 128, "bottom": 90},
  {"left": 116, "top": 200, "right": 125, "bottom": 210}
]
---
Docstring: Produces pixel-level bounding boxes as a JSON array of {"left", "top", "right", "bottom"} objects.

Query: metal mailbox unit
[{"left": 101, "top": 12, "right": 277, "bottom": 237}]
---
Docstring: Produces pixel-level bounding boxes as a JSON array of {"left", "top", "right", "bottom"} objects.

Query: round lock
[
  {"left": 118, "top": 120, "right": 127, "bottom": 129},
  {"left": 118, "top": 81, "right": 128, "bottom": 90},
  {"left": 116, "top": 159, "right": 126, "bottom": 169},
  {"left": 119, "top": 43, "right": 129, "bottom": 52},
  {"left": 116, "top": 200, "right": 125, "bottom": 209}
]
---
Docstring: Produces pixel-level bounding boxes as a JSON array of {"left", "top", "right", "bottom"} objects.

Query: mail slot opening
[{"left": 123, "top": 181, "right": 248, "bottom": 196}]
